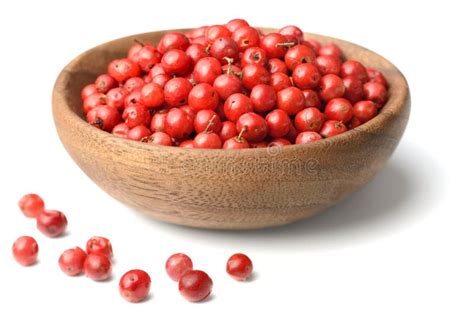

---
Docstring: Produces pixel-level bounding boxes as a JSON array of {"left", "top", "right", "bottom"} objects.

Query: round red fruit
[
  {"left": 161, "top": 49, "right": 191, "bottom": 75},
  {"left": 12, "top": 236, "right": 38, "bottom": 266},
  {"left": 58, "top": 247, "right": 87, "bottom": 276},
  {"left": 353, "top": 100, "right": 378, "bottom": 123},
  {"left": 119, "top": 269, "right": 151, "bottom": 303},
  {"left": 226, "top": 253, "right": 253, "bottom": 281},
  {"left": 164, "top": 108, "right": 194, "bottom": 139},
  {"left": 324, "top": 98, "right": 353, "bottom": 123},
  {"left": 188, "top": 83, "right": 219, "bottom": 111},
  {"left": 320, "top": 120, "right": 348, "bottom": 138},
  {"left": 292, "top": 63, "right": 320, "bottom": 89},
  {"left": 318, "top": 74, "right": 346, "bottom": 102},
  {"left": 36, "top": 210, "right": 68, "bottom": 237},
  {"left": 295, "top": 131, "right": 323, "bottom": 144},
  {"left": 295, "top": 107, "right": 325, "bottom": 132},
  {"left": 166, "top": 253, "right": 193, "bottom": 282},
  {"left": 277, "top": 87, "right": 305, "bottom": 115},
  {"left": 265, "top": 109, "right": 291, "bottom": 138},
  {"left": 236, "top": 112, "right": 267, "bottom": 142},
  {"left": 178, "top": 270, "right": 213, "bottom": 302},
  {"left": 18, "top": 193, "right": 44, "bottom": 218},
  {"left": 108, "top": 59, "right": 141, "bottom": 83},
  {"left": 84, "top": 254, "right": 112, "bottom": 281}
]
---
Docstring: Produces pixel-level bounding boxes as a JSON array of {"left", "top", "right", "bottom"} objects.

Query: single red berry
[
  {"left": 81, "top": 84, "right": 98, "bottom": 100},
  {"left": 343, "top": 76, "right": 364, "bottom": 104},
  {"left": 193, "top": 57, "right": 222, "bottom": 84},
  {"left": 86, "top": 236, "right": 113, "bottom": 259},
  {"left": 318, "top": 43, "right": 343, "bottom": 59},
  {"left": 122, "top": 103, "right": 151, "bottom": 128},
  {"left": 366, "top": 68, "right": 388, "bottom": 88},
  {"left": 83, "top": 92, "right": 106, "bottom": 114},
  {"left": 119, "top": 269, "right": 152, "bottom": 303},
  {"left": 161, "top": 49, "right": 191, "bottom": 75},
  {"left": 295, "top": 131, "right": 323, "bottom": 144},
  {"left": 179, "top": 140, "right": 195, "bottom": 148},
  {"left": 226, "top": 253, "right": 253, "bottom": 281},
  {"left": 295, "top": 107, "right": 325, "bottom": 132},
  {"left": 320, "top": 120, "right": 348, "bottom": 138},
  {"left": 223, "top": 93, "right": 252, "bottom": 122},
  {"left": 232, "top": 26, "right": 260, "bottom": 52},
  {"left": 150, "top": 64, "right": 166, "bottom": 77},
  {"left": 284, "top": 44, "right": 316, "bottom": 71},
  {"left": 18, "top": 193, "right": 44, "bottom": 218},
  {"left": 157, "top": 32, "right": 190, "bottom": 54},
  {"left": 213, "top": 73, "right": 242, "bottom": 100},
  {"left": 178, "top": 270, "right": 213, "bottom": 302},
  {"left": 206, "top": 25, "right": 232, "bottom": 42},
  {"left": 267, "top": 58, "right": 288, "bottom": 74},
  {"left": 210, "top": 37, "right": 239, "bottom": 64},
  {"left": 127, "top": 125, "right": 152, "bottom": 141},
  {"left": 225, "top": 18, "right": 249, "bottom": 32},
  {"left": 241, "top": 64, "right": 270, "bottom": 90},
  {"left": 123, "top": 77, "right": 145, "bottom": 93},
  {"left": 194, "top": 110, "right": 222, "bottom": 133},
  {"left": 87, "top": 105, "right": 121, "bottom": 132},
  {"left": 241, "top": 47, "right": 267, "bottom": 67},
  {"left": 152, "top": 73, "right": 172, "bottom": 88},
  {"left": 318, "top": 74, "right": 346, "bottom": 102},
  {"left": 84, "top": 254, "right": 112, "bottom": 281},
  {"left": 260, "top": 33, "right": 290, "bottom": 59},
  {"left": 188, "top": 83, "right": 219, "bottom": 111},
  {"left": 106, "top": 87, "right": 129, "bottom": 111},
  {"left": 95, "top": 74, "right": 117, "bottom": 94},
  {"left": 164, "top": 108, "right": 194, "bottom": 139},
  {"left": 112, "top": 123, "right": 130, "bottom": 138},
  {"left": 12, "top": 236, "right": 38, "bottom": 266},
  {"left": 236, "top": 112, "right": 268, "bottom": 142},
  {"left": 185, "top": 44, "right": 208, "bottom": 65},
  {"left": 279, "top": 25, "right": 304, "bottom": 43},
  {"left": 140, "top": 82, "right": 164, "bottom": 108},
  {"left": 292, "top": 63, "right": 321, "bottom": 89},
  {"left": 58, "top": 247, "right": 87, "bottom": 276},
  {"left": 363, "top": 82, "right": 388, "bottom": 108},
  {"left": 270, "top": 72, "right": 292, "bottom": 92},
  {"left": 165, "top": 253, "right": 193, "bottom": 282},
  {"left": 277, "top": 87, "right": 305, "bottom": 115},
  {"left": 133, "top": 44, "right": 161, "bottom": 72},
  {"left": 219, "top": 121, "right": 238, "bottom": 142},
  {"left": 223, "top": 133, "right": 250, "bottom": 149},
  {"left": 353, "top": 100, "right": 378, "bottom": 123},
  {"left": 36, "top": 210, "right": 67, "bottom": 237},
  {"left": 150, "top": 111, "right": 168, "bottom": 132},
  {"left": 324, "top": 98, "right": 353, "bottom": 123},
  {"left": 341, "top": 60, "right": 368, "bottom": 82},
  {"left": 108, "top": 58, "right": 141, "bottom": 83},
  {"left": 315, "top": 55, "right": 342, "bottom": 75},
  {"left": 124, "top": 90, "right": 142, "bottom": 108},
  {"left": 163, "top": 77, "right": 193, "bottom": 107},
  {"left": 250, "top": 84, "right": 277, "bottom": 113},
  {"left": 193, "top": 132, "right": 222, "bottom": 149},
  {"left": 265, "top": 109, "right": 291, "bottom": 138},
  {"left": 148, "top": 132, "right": 173, "bottom": 146},
  {"left": 302, "top": 89, "right": 322, "bottom": 109}
]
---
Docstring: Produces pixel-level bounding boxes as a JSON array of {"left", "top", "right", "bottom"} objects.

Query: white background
[{"left": 0, "top": 1, "right": 472, "bottom": 315}]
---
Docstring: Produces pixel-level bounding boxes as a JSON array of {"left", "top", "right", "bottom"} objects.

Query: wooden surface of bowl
[{"left": 52, "top": 28, "right": 410, "bottom": 230}]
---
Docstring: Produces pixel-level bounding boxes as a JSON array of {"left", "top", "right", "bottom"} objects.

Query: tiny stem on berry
[
  {"left": 133, "top": 39, "right": 145, "bottom": 46},
  {"left": 237, "top": 126, "right": 247, "bottom": 142},
  {"left": 204, "top": 115, "right": 217, "bottom": 133},
  {"left": 275, "top": 42, "right": 296, "bottom": 48}
]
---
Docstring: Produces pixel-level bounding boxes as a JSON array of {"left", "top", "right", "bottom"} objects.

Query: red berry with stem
[
  {"left": 163, "top": 77, "right": 193, "bottom": 107},
  {"left": 178, "top": 270, "right": 213, "bottom": 302},
  {"left": 232, "top": 26, "right": 260, "bottom": 52},
  {"left": 119, "top": 269, "right": 151, "bottom": 303},
  {"left": 193, "top": 57, "right": 222, "bottom": 84},
  {"left": 161, "top": 49, "right": 191, "bottom": 75},
  {"left": 106, "top": 87, "right": 129, "bottom": 111},
  {"left": 225, "top": 18, "right": 249, "bottom": 32},
  {"left": 295, "top": 131, "right": 323, "bottom": 144},
  {"left": 213, "top": 73, "right": 242, "bottom": 100},
  {"left": 140, "top": 83, "right": 164, "bottom": 108},
  {"left": 236, "top": 112, "right": 267, "bottom": 142},
  {"left": 206, "top": 25, "right": 232, "bottom": 42},
  {"left": 81, "top": 84, "right": 98, "bottom": 100},
  {"left": 324, "top": 98, "right": 353, "bottom": 123},
  {"left": 127, "top": 125, "right": 152, "bottom": 141},
  {"left": 84, "top": 254, "right": 112, "bottom": 281},
  {"left": 250, "top": 84, "right": 277, "bottom": 112},
  {"left": 270, "top": 72, "right": 292, "bottom": 92},
  {"left": 315, "top": 55, "right": 342, "bottom": 76},
  {"left": 343, "top": 75, "right": 364, "bottom": 104},
  {"left": 266, "top": 109, "right": 291, "bottom": 138},
  {"left": 295, "top": 107, "right": 325, "bottom": 132},
  {"left": 210, "top": 37, "right": 239, "bottom": 64},
  {"left": 292, "top": 63, "right": 321, "bottom": 89},
  {"left": 194, "top": 110, "right": 222, "bottom": 133},
  {"left": 123, "top": 103, "right": 151, "bottom": 128},
  {"left": 166, "top": 253, "right": 193, "bottom": 282},
  {"left": 284, "top": 44, "right": 316, "bottom": 71},
  {"left": 188, "top": 83, "right": 219, "bottom": 111},
  {"left": 318, "top": 43, "right": 343, "bottom": 59},
  {"left": 226, "top": 253, "right": 253, "bottom": 281},
  {"left": 302, "top": 89, "right": 322, "bottom": 109},
  {"left": 124, "top": 77, "right": 145, "bottom": 93},
  {"left": 134, "top": 43, "right": 161, "bottom": 72},
  {"left": 108, "top": 58, "right": 141, "bottom": 83},
  {"left": 58, "top": 247, "right": 87, "bottom": 276},
  {"left": 185, "top": 44, "right": 208, "bottom": 65},
  {"left": 320, "top": 120, "right": 348, "bottom": 138},
  {"left": 164, "top": 108, "right": 193, "bottom": 139},
  {"left": 241, "top": 64, "right": 270, "bottom": 90},
  {"left": 277, "top": 86, "right": 305, "bottom": 115},
  {"left": 341, "top": 60, "right": 368, "bottom": 82},
  {"left": 241, "top": 47, "right": 267, "bottom": 67},
  {"left": 95, "top": 74, "right": 117, "bottom": 93},
  {"left": 83, "top": 92, "right": 106, "bottom": 114},
  {"left": 224, "top": 93, "right": 252, "bottom": 122},
  {"left": 260, "top": 33, "right": 291, "bottom": 59},
  {"left": 318, "top": 74, "right": 346, "bottom": 102},
  {"left": 363, "top": 82, "right": 388, "bottom": 108},
  {"left": 353, "top": 100, "right": 378, "bottom": 123},
  {"left": 112, "top": 123, "right": 130, "bottom": 138},
  {"left": 12, "top": 236, "right": 38, "bottom": 266},
  {"left": 87, "top": 105, "right": 121, "bottom": 132},
  {"left": 36, "top": 210, "right": 68, "bottom": 237},
  {"left": 157, "top": 32, "right": 190, "bottom": 54},
  {"left": 148, "top": 132, "right": 172, "bottom": 146},
  {"left": 367, "top": 68, "right": 388, "bottom": 88},
  {"left": 18, "top": 193, "right": 44, "bottom": 218},
  {"left": 223, "top": 126, "right": 250, "bottom": 149},
  {"left": 267, "top": 58, "right": 288, "bottom": 74}
]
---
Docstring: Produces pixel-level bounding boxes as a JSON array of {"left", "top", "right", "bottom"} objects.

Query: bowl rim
[{"left": 53, "top": 28, "right": 410, "bottom": 157}]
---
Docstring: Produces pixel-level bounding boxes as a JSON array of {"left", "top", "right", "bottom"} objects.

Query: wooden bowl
[{"left": 52, "top": 29, "right": 410, "bottom": 230}]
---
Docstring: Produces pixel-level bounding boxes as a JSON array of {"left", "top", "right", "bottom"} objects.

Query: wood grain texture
[{"left": 52, "top": 29, "right": 410, "bottom": 230}]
